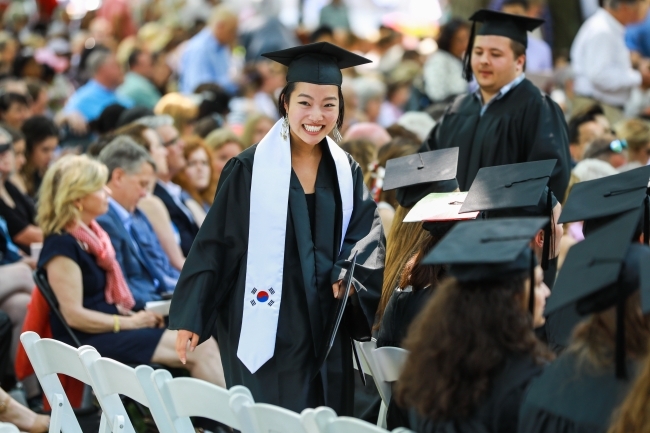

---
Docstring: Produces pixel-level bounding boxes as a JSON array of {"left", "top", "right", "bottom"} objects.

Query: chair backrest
[
  {"left": 324, "top": 417, "right": 390, "bottom": 433},
  {"left": 32, "top": 268, "right": 81, "bottom": 347},
  {"left": 151, "top": 369, "right": 251, "bottom": 432},
  {"left": 79, "top": 350, "right": 175, "bottom": 433},
  {"left": 230, "top": 393, "right": 307, "bottom": 433},
  {"left": 373, "top": 347, "right": 409, "bottom": 384},
  {"left": 356, "top": 340, "right": 390, "bottom": 403},
  {"left": 20, "top": 331, "right": 91, "bottom": 433}
]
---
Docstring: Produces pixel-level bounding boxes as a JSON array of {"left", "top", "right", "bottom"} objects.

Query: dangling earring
[
  {"left": 281, "top": 114, "right": 289, "bottom": 141},
  {"left": 332, "top": 125, "right": 343, "bottom": 144}
]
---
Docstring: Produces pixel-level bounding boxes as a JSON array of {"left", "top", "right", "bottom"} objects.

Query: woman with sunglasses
[{"left": 582, "top": 134, "right": 628, "bottom": 170}]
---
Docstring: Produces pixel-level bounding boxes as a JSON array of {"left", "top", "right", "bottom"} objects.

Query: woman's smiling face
[{"left": 284, "top": 82, "right": 340, "bottom": 146}]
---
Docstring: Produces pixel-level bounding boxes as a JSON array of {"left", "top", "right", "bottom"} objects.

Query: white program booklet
[{"left": 145, "top": 300, "right": 171, "bottom": 316}]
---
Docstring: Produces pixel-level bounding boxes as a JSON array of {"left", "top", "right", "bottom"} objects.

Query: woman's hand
[
  {"left": 332, "top": 280, "right": 356, "bottom": 298},
  {"left": 175, "top": 330, "right": 199, "bottom": 365},
  {"left": 124, "top": 311, "right": 164, "bottom": 330}
]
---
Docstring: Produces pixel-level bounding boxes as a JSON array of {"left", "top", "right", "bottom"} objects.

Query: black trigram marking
[
  {"left": 250, "top": 300, "right": 256, "bottom": 306},
  {"left": 251, "top": 288, "right": 258, "bottom": 295},
  {"left": 268, "top": 300, "right": 275, "bottom": 306},
  {"left": 269, "top": 288, "right": 275, "bottom": 295}
]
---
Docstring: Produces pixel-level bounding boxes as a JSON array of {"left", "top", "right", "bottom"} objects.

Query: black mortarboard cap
[
  {"left": 261, "top": 42, "right": 372, "bottom": 86},
  {"left": 460, "top": 159, "right": 557, "bottom": 269},
  {"left": 422, "top": 217, "right": 546, "bottom": 282},
  {"left": 383, "top": 148, "right": 459, "bottom": 208},
  {"left": 545, "top": 209, "right": 649, "bottom": 379},
  {"left": 462, "top": 9, "right": 544, "bottom": 81}
]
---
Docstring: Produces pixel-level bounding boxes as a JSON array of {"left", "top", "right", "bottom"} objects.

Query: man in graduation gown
[
  {"left": 168, "top": 119, "right": 384, "bottom": 413},
  {"left": 421, "top": 10, "right": 571, "bottom": 200}
]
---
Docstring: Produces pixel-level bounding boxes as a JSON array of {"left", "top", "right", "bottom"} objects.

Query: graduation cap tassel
[
  {"left": 615, "top": 289, "right": 627, "bottom": 380},
  {"left": 528, "top": 251, "right": 535, "bottom": 315},
  {"left": 541, "top": 188, "right": 552, "bottom": 271},
  {"left": 643, "top": 194, "right": 650, "bottom": 245},
  {"left": 462, "top": 21, "right": 477, "bottom": 82}
]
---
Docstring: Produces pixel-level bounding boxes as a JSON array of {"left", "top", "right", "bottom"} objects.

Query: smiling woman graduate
[{"left": 168, "top": 42, "right": 385, "bottom": 414}]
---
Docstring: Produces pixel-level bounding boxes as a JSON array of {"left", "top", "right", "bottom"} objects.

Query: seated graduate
[
  {"left": 169, "top": 42, "right": 385, "bottom": 415},
  {"left": 376, "top": 148, "right": 469, "bottom": 349},
  {"left": 395, "top": 218, "right": 553, "bottom": 433},
  {"left": 0, "top": 126, "right": 42, "bottom": 256},
  {"left": 546, "top": 165, "right": 650, "bottom": 352},
  {"left": 376, "top": 148, "right": 459, "bottom": 334},
  {"left": 36, "top": 154, "right": 224, "bottom": 385},
  {"left": 460, "top": 160, "right": 563, "bottom": 291},
  {"left": 96, "top": 137, "right": 175, "bottom": 309},
  {"left": 519, "top": 210, "right": 650, "bottom": 433}
]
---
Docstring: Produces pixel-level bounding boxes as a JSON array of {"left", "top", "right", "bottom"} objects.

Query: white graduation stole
[{"left": 237, "top": 119, "right": 354, "bottom": 374}]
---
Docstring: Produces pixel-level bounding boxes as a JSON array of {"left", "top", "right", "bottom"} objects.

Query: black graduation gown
[
  {"left": 408, "top": 353, "right": 544, "bottom": 433},
  {"left": 168, "top": 141, "right": 385, "bottom": 415},
  {"left": 519, "top": 352, "right": 635, "bottom": 433},
  {"left": 421, "top": 79, "right": 571, "bottom": 201},
  {"left": 376, "top": 287, "right": 433, "bottom": 349}
]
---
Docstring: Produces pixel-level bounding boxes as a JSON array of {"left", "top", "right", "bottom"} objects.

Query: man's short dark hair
[
  {"left": 127, "top": 49, "right": 144, "bottom": 70},
  {"left": 510, "top": 40, "right": 526, "bottom": 59},
  {"left": 502, "top": 0, "right": 530, "bottom": 9},
  {"left": 0, "top": 92, "right": 29, "bottom": 113},
  {"left": 567, "top": 104, "right": 605, "bottom": 144}
]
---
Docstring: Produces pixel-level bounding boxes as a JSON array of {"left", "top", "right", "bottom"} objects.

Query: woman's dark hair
[
  {"left": 194, "top": 83, "right": 231, "bottom": 119},
  {"left": 437, "top": 19, "right": 470, "bottom": 54},
  {"left": 396, "top": 275, "right": 553, "bottom": 420},
  {"left": 278, "top": 82, "right": 345, "bottom": 130},
  {"left": 21, "top": 115, "right": 59, "bottom": 154},
  {"left": 0, "top": 92, "right": 30, "bottom": 114}
]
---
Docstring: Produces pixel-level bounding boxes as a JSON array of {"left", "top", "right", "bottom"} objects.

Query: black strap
[
  {"left": 645, "top": 196, "right": 649, "bottom": 246},
  {"left": 541, "top": 188, "right": 552, "bottom": 270},
  {"left": 529, "top": 251, "right": 535, "bottom": 315}
]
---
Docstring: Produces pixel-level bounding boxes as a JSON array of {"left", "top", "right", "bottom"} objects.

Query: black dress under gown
[
  {"left": 168, "top": 141, "right": 385, "bottom": 415},
  {"left": 518, "top": 351, "right": 636, "bottom": 433},
  {"left": 376, "top": 287, "right": 434, "bottom": 349}
]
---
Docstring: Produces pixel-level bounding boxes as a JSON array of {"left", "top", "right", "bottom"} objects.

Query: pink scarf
[{"left": 68, "top": 220, "right": 135, "bottom": 310}]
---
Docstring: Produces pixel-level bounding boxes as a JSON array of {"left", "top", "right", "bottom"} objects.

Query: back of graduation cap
[
  {"left": 460, "top": 159, "right": 558, "bottom": 269},
  {"left": 261, "top": 42, "right": 372, "bottom": 86},
  {"left": 463, "top": 9, "right": 544, "bottom": 81},
  {"left": 559, "top": 165, "right": 650, "bottom": 243},
  {"left": 545, "top": 208, "right": 650, "bottom": 379},
  {"left": 383, "top": 147, "right": 459, "bottom": 208}
]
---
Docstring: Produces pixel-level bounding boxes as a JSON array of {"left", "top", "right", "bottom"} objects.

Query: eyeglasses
[
  {"left": 162, "top": 136, "right": 180, "bottom": 147},
  {"left": 609, "top": 139, "right": 628, "bottom": 153}
]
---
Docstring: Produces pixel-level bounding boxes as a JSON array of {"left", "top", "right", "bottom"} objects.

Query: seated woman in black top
[
  {"left": 36, "top": 154, "right": 224, "bottom": 385},
  {"left": 0, "top": 126, "right": 42, "bottom": 253},
  {"left": 19, "top": 116, "right": 59, "bottom": 199},
  {"left": 396, "top": 218, "right": 553, "bottom": 433}
]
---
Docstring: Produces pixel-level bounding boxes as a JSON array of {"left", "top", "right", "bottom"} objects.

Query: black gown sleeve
[
  {"left": 330, "top": 158, "right": 386, "bottom": 329},
  {"left": 523, "top": 94, "right": 571, "bottom": 201},
  {"left": 168, "top": 157, "right": 251, "bottom": 343}
]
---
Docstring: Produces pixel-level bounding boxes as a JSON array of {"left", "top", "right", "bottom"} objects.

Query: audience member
[
  {"left": 567, "top": 104, "right": 610, "bottom": 166},
  {"left": 422, "top": 18, "right": 470, "bottom": 104},
  {"left": 25, "top": 79, "right": 49, "bottom": 117},
  {"left": 342, "top": 122, "right": 392, "bottom": 148},
  {"left": 19, "top": 115, "right": 59, "bottom": 198},
  {"left": 116, "top": 49, "right": 162, "bottom": 110},
  {"left": 97, "top": 137, "right": 171, "bottom": 309},
  {"left": 0, "top": 386, "right": 48, "bottom": 432},
  {"left": 0, "top": 93, "right": 30, "bottom": 130},
  {"left": 173, "top": 136, "right": 214, "bottom": 224},
  {"left": 63, "top": 50, "right": 133, "bottom": 123},
  {"left": 571, "top": 0, "right": 650, "bottom": 124},
  {"left": 615, "top": 118, "right": 650, "bottom": 171},
  {"left": 203, "top": 128, "right": 244, "bottom": 195},
  {"left": 36, "top": 154, "right": 224, "bottom": 384},
  {"left": 178, "top": 5, "right": 239, "bottom": 94},
  {"left": 240, "top": 113, "right": 275, "bottom": 148},
  {"left": 0, "top": 127, "right": 41, "bottom": 253},
  {"left": 582, "top": 135, "right": 629, "bottom": 169},
  {"left": 501, "top": 0, "right": 553, "bottom": 73},
  {"left": 154, "top": 92, "right": 199, "bottom": 138}
]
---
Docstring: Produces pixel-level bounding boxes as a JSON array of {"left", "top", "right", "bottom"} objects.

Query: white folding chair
[
  {"left": 230, "top": 393, "right": 308, "bottom": 433},
  {"left": 79, "top": 349, "right": 175, "bottom": 433},
  {"left": 355, "top": 340, "right": 409, "bottom": 428},
  {"left": 150, "top": 369, "right": 252, "bottom": 433},
  {"left": 20, "top": 331, "right": 100, "bottom": 433},
  {"left": 301, "top": 406, "right": 415, "bottom": 433},
  {"left": 0, "top": 422, "right": 19, "bottom": 433}
]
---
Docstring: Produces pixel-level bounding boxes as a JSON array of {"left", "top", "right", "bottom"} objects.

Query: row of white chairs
[{"left": 20, "top": 332, "right": 413, "bottom": 433}]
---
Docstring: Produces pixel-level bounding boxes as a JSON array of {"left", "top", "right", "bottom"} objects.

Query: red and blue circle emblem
[{"left": 256, "top": 291, "right": 269, "bottom": 303}]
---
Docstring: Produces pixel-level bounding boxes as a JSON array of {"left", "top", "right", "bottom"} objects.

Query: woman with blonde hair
[
  {"left": 203, "top": 128, "right": 244, "bottom": 197},
  {"left": 173, "top": 136, "right": 215, "bottom": 225},
  {"left": 36, "top": 155, "right": 224, "bottom": 386},
  {"left": 240, "top": 113, "right": 275, "bottom": 148},
  {"left": 154, "top": 92, "right": 199, "bottom": 137}
]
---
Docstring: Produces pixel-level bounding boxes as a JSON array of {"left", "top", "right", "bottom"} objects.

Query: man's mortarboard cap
[
  {"left": 261, "top": 42, "right": 372, "bottom": 87},
  {"left": 422, "top": 217, "right": 546, "bottom": 283},
  {"left": 462, "top": 9, "right": 544, "bottom": 81},
  {"left": 383, "top": 148, "right": 459, "bottom": 208},
  {"left": 545, "top": 208, "right": 650, "bottom": 379},
  {"left": 460, "top": 159, "right": 557, "bottom": 269}
]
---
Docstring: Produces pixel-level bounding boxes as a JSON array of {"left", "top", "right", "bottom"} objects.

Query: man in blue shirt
[
  {"left": 97, "top": 137, "right": 177, "bottom": 309},
  {"left": 63, "top": 50, "right": 133, "bottom": 122},
  {"left": 178, "top": 5, "right": 239, "bottom": 94}
]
